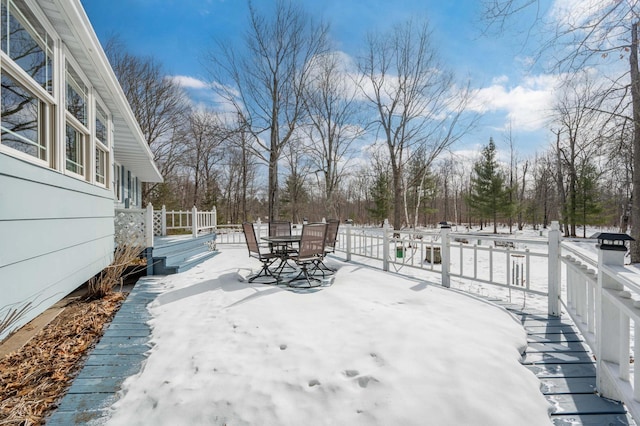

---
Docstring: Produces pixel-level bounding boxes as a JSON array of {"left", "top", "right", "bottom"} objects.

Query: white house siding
[
  {"left": 0, "top": 0, "right": 161, "bottom": 341},
  {"left": 0, "top": 153, "right": 114, "bottom": 340}
]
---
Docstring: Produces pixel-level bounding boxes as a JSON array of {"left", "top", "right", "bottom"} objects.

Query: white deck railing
[
  {"left": 114, "top": 204, "right": 217, "bottom": 249},
  {"left": 152, "top": 205, "right": 217, "bottom": 237},
  {"left": 561, "top": 239, "right": 640, "bottom": 421}
]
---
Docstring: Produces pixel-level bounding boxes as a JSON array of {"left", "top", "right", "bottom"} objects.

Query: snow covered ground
[{"left": 103, "top": 244, "right": 553, "bottom": 426}]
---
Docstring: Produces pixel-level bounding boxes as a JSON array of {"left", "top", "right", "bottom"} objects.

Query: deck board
[{"left": 489, "top": 299, "right": 634, "bottom": 425}]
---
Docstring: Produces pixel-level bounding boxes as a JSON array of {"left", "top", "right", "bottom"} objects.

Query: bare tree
[
  {"left": 553, "top": 71, "right": 605, "bottom": 236},
  {"left": 303, "top": 52, "right": 364, "bottom": 218},
  {"left": 104, "top": 37, "right": 187, "bottom": 204},
  {"left": 206, "top": 0, "right": 328, "bottom": 221},
  {"left": 359, "top": 19, "right": 476, "bottom": 229},
  {"left": 183, "top": 109, "right": 226, "bottom": 209},
  {"left": 481, "top": 0, "right": 640, "bottom": 259}
]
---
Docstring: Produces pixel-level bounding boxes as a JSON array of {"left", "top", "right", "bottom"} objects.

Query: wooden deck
[
  {"left": 485, "top": 297, "right": 634, "bottom": 425},
  {"left": 46, "top": 280, "right": 635, "bottom": 424},
  {"left": 45, "top": 277, "right": 162, "bottom": 425}
]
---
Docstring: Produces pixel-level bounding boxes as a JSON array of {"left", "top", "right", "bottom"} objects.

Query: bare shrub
[
  {"left": 0, "top": 303, "right": 33, "bottom": 341},
  {"left": 87, "top": 245, "right": 144, "bottom": 299}
]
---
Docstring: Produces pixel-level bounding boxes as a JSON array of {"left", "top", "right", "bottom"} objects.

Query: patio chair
[
  {"left": 287, "top": 223, "right": 327, "bottom": 287},
  {"left": 269, "top": 220, "right": 292, "bottom": 237},
  {"left": 311, "top": 219, "right": 340, "bottom": 277},
  {"left": 242, "top": 222, "right": 278, "bottom": 284}
]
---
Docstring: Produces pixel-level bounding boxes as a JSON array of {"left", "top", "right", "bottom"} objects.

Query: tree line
[{"left": 106, "top": 0, "right": 637, "bottom": 248}]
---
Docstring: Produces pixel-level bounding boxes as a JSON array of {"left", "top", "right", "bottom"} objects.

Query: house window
[
  {"left": 95, "top": 148, "right": 106, "bottom": 185},
  {"left": 1, "top": 0, "right": 53, "bottom": 94},
  {"left": 64, "top": 62, "right": 89, "bottom": 180},
  {"left": 0, "top": 72, "right": 47, "bottom": 160},
  {"left": 66, "top": 64, "right": 87, "bottom": 126},
  {"left": 95, "top": 103, "right": 109, "bottom": 186},
  {"left": 114, "top": 164, "right": 122, "bottom": 201},
  {"left": 65, "top": 123, "right": 85, "bottom": 176}
]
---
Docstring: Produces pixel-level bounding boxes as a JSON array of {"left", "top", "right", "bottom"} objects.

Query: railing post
[
  {"left": 346, "top": 224, "right": 352, "bottom": 262},
  {"left": 161, "top": 204, "right": 167, "bottom": 236},
  {"left": 547, "top": 221, "right": 561, "bottom": 316},
  {"left": 192, "top": 206, "right": 198, "bottom": 237},
  {"left": 256, "top": 218, "right": 262, "bottom": 242},
  {"left": 596, "top": 234, "right": 628, "bottom": 400},
  {"left": 383, "top": 226, "right": 390, "bottom": 272},
  {"left": 145, "top": 203, "right": 154, "bottom": 248},
  {"left": 212, "top": 206, "right": 217, "bottom": 230},
  {"left": 145, "top": 203, "right": 155, "bottom": 276},
  {"left": 440, "top": 223, "right": 451, "bottom": 288}
]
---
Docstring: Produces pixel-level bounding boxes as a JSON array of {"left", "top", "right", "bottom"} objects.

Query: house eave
[{"left": 43, "top": 0, "right": 163, "bottom": 183}]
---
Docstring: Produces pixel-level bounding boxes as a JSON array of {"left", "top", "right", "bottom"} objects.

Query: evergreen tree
[
  {"left": 280, "top": 173, "right": 308, "bottom": 223},
  {"left": 576, "top": 161, "right": 605, "bottom": 237},
  {"left": 467, "top": 138, "right": 513, "bottom": 233},
  {"left": 368, "top": 173, "right": 392, "bottom": 225}
]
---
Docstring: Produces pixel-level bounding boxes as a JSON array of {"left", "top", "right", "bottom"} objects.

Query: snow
[{"left": 103, "top": 244, "right": 552, "bottom": 425}]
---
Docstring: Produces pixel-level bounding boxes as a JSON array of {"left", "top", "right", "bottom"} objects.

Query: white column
[
  {"left": 596, "top": 237, "right": 627, "bottom": 400},
  {"left": 192, "top": 206, "right": 198, "bottom": 237},
  {"left": 346, "top": 224, "right": 352, "bottom": 262},
  {"left": 440, "top": 225, "right": 451, "bottom": 288},
  {"left": 161, "top": 205, "right": 167, "bottom": 236},
  {"left": 383, "top": 226, "right": 390, "bottom": 272},
  {"left": 145, "top": 203, "right": 154, "bottom": 248},
  {"left": 547, "top": 221, "right": 561, "bottom": 316}
]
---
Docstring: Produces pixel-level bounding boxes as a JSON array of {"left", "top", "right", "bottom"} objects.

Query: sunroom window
[
  {"left": 114, "top": 164, "right": 122, "bottom": 201},
  {"left": 65, "top": 123, "right": 85, "bottom": 176},
  {"left": 1, "top": 0, "right": 53, "bottom": 94},
  {"left": 0, "top": 72, "right": 46, "bottom": 160},
  {"left": 66, "top": 64, "right": 87, "bottom": 126},
  {"left": 95, "top": 104, "right": 109, "bottom": 186},
  {"left": 95, "top": 148, "right": 106, "bottom": 185}
]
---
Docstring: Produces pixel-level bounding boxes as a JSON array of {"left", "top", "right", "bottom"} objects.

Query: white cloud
[
  {"left": 468, "top": 73, "right": 559, "bottom": 132},
  {"left": 170, "top": 75, "right": 209, "bottom": 89}
]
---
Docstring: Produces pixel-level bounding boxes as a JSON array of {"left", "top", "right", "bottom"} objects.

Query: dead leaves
[{"left": 0, "top": 292, "right": 125, "bottom": 425}]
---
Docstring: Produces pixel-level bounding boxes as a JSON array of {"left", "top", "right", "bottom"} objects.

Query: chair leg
[
  {"left": 248, "top": 259, "right": 278, "bottom": 284},
  {"left": 287, "top": 262, "right": 321, "bottom": 287},
  {"left": 310, "top": 257, "right": 334, "bottom": 277}
]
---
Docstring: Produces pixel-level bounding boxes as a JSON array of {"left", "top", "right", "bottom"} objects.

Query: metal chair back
[
  {"left": 269, "top": 221, "right": 291, "bottom": 237},
  {"left": 242, "top": 222, "right": 260, "bottom": 256},
  {"left": 325, "top": 219, "right": 340, "bottom": 252},
  {"left": 298, "top": 223, "right": 327, "bottom": 260}
]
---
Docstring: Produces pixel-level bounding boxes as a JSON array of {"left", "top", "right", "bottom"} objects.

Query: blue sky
[{"left": 80, "top": 0, "right": 558, "bottom": 158}]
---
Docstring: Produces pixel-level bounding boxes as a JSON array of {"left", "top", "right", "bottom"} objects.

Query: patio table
[{"left": 261, "top": 235, "right": 301, "bottom": 278}]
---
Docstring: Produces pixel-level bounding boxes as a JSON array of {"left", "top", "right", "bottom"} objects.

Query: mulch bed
[{"left": 0, "top": 293, "right": 125, "bottom": 425}]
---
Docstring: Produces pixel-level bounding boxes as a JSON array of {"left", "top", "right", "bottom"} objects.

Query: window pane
[
  {"left": 114, "top": 164, "right": 121, "bottom": 200},
  {"left": 65, "top": 124, "right": 84, "bottom": 175},
  {"left": 66, "top": 64, "right": 87, "bottom": 126},
  {"left": 1, "top": 0, "right": 53, "bottom": 93},
  {"left": 1, "top": 72, "right": 45, "bottom": 160},
  {"left": 95, "top": 111, "right": 107, "bottom": 144},
  {"left": 96, "top": 148, "right": 106, "bottom": 185}
]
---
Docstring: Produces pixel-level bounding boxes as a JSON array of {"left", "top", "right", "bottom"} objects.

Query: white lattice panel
[
  {"left": 153, "top": 211, "right": 162, "bottom": 236},
  {"left": 114, "top": 210, "right": 146, "bottom": 247}
]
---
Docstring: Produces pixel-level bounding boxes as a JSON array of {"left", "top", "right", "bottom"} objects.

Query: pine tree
[
  {"left": 368, "top": 173, "right": 392, "bottom": 225},
  {"left": 467, "top": 138, "right": 513, "bottom": 233},
  {"left": 575, "top": 161, "right": 605, "bottom": 238}
]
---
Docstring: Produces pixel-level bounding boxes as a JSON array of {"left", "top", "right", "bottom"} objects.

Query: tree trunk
[{"left": 631, "top": 22, "right": 640, "bottom": 262}]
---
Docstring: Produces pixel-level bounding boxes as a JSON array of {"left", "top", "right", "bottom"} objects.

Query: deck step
[{"left": 151, "top": 233, "right": 218, "bottom": 275}]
